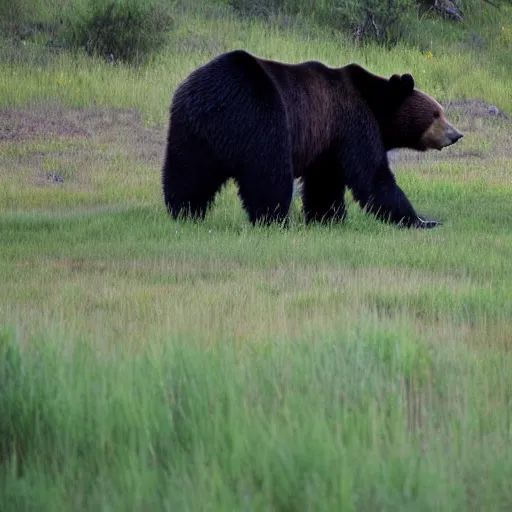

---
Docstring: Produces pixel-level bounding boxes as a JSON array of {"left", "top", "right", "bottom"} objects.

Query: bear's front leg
[
  {"left": 340, "top": 131, "right": 442, "bottom": 229},
  {"left": 363, "top": 181, "right": 442, "bottom": 229},
  {"left": 351, "top": 162, "right": 441, "bottom": 229}
]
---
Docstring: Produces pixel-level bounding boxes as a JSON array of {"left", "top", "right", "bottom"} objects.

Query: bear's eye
[{"left": 433, "top": 111, "right": 440, "bottom": 119}]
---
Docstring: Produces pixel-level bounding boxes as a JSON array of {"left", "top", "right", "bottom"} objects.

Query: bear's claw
[{"left": 415, "top": 216, "right": 442, "bottom": 229}]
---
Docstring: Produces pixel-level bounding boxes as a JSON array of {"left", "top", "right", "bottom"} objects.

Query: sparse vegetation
[{"left": 1, "top": 1, "right": 512, "bottom": 510}]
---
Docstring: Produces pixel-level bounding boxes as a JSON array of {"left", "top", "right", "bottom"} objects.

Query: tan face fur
[
  {"left": 389, "top": 89, "right": 464, "bottom": 152},
  {"left": 416, "top": 93, "right": 463, "bottom": 151}
]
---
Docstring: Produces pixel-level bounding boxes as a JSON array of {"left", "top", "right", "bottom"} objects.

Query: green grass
[
  {"left": 2, "top": 326, "right": 512, "bottom": 511},
  {"left": 1, "top": 6, "right": 512, "bottom": 122},
  {"left": 1, "top": 4, "right": 512, "bottom": 510}
]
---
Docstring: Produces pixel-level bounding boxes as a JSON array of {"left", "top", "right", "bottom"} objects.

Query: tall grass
[{"left": 2, "top": 321, "right": 512, "bottom": 510}]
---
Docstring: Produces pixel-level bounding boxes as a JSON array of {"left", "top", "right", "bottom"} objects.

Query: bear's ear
[
  {"left": 390, "top": 73, "right": 415, "bottom": 96},
  {"left": 400, "top": 73, "right": 415, "bottom": 93},
  {"left": 389, "top": 74, "right": 402, "bottom": 87}
]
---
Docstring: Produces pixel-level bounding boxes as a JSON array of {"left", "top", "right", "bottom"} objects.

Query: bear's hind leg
[
  {"left": 302, "top": 156, "right": 347, "bottom": 225},
  {"left": 236, "top": 165, "right": 294, "bottom": 226},
  {"left": 162, "top": 132, "right": 228, "bottom": 221}
]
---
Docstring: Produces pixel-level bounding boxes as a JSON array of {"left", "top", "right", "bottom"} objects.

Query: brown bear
[{"left": 162, "top": 50, "right": 462, "bottom": 227}]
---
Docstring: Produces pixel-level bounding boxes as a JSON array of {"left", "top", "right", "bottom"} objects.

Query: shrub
[
  {"left": 322, "top": 0, "right": 415, "bottom": 45},
  {"left": 0, "top": 0, "right": 58, "bottom": 39},
  {"left": 63, "top": 0, "right": 173, "bottom": 64},
  {"left": 228, "top": 0, "right": 282, "bottom": 17},
  {"left": 0, "top": 0, "right": 29, "bottom": 32},
  {"left": 228, "top": 0, "right": 415, "bottom": 45}
]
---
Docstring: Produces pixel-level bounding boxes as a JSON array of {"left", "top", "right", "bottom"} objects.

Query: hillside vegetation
[{"left": 1, "top": 1, "right": 512, "bottom": 510}]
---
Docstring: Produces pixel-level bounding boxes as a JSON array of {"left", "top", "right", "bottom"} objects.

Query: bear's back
[{"left": 172, "top": 50, "right": 281, "bottom": 117}]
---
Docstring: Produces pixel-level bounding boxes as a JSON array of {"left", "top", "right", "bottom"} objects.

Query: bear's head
[{"left": 384, "top": 73, "right": 463, "bottom": 152}]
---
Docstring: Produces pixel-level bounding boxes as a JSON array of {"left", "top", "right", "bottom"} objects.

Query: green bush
[
  {"left": 322, "top": 0, "right": 415, "bottom": 44},
  {"left": 0, "top": 0, "right": 31, "bottom": 32},
  {"left": 0, "top": 0, "right": 60, "bottom": 39},
  {"left": 228, "top": 0, "right": 415, "bottom": 44},
  {"left": 63, "top": 0, "right": 173, "bottom": 64},
  {"left": 228, "top": 0, "right": 282, "bottom": 17}
]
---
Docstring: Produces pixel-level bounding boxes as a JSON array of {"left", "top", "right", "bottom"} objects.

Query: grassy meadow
[{"left": 1, "top": 3, "right": 512, "bottom": 510}]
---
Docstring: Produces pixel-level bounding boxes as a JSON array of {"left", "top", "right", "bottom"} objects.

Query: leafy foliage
[
  {"left": 63, "top": 0, "right": 173, "bottom": 64},
  {"left": 321, "top": 0, "right": 415, "bottom": 44},
  {"left": 228, "top": 0, "right": 416, "bottom": 44}
]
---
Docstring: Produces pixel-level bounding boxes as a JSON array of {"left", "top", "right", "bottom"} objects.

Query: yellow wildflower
[{"left": 56, "top": 72, "right": 67, "bottom": 86}]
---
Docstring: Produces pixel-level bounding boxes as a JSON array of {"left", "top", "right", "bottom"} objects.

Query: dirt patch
[
  {"left": 0, "top": 106, "right": 89, "bottom": 142},
  {"left": 69, "top": 106, "right": 167, "bottom": 163},
  {"left": 0, "top": 100, "right": 510, "bottom": 170},
  {"left": 443, "top": 99, "right": 508, "bottom": 120},
  {"left": 0, "top": 104, "right": 166, "bottom": 163}
]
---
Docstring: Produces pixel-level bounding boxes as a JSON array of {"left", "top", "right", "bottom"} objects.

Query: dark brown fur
[{"left": 162, "top": 50, "right": 462, "bottom": 227}]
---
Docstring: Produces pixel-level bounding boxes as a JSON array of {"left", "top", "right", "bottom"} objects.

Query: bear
[{"left": 162, "top": 50, "right": 463, "bottom": 228}]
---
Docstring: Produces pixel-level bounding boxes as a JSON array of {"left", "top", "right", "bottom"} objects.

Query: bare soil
[
  {"left": 0, "top": 104, "right": 166, "bottom": 163},
  {"left": 443, "top": 99, "right": 508, "bottom": 120},
  {"left": 0, "top": 99, "right": 509, "bottom": 172}
]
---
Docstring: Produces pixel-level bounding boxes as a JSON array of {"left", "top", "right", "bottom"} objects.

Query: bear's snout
[
  {"left": 420, "top": 118, "right": 463, "bottom": 151},
  {"left": 445, "top": 124, "right": 463, "bottom": 146}
]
